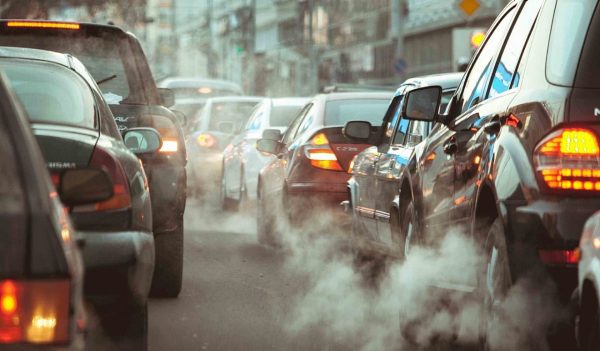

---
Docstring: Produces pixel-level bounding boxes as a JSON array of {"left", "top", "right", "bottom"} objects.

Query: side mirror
[
  {"left": 123, "top": 127, "right": 162, "bottom": 155},
  {"left": 343, "top": 121, "right": 372, "bottom": 140},
  {"left": 256, "top": 139, "right": 282, "bottom": 155},
  {"left": 262, "top": 129, "right": 283, "bottom": 141},
  {"left": 158, "top": 88, "right": 175, "bottom": 108},
  {"left": 218, "top": 121, "right": 236, "bottom": 134},
  {"left": 172, "top": 110, "right": 187, "bottom": 128},
  {"left": 402, "top": 86, "right": 442, "bottom": 122},
  {"left": 59, "top": 168, "right": 114, "bottom": 206}
]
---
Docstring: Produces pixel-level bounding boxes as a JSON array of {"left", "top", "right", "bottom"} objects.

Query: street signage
[{"left": 458, "top": 0, "right": 481, "bottom": 17}]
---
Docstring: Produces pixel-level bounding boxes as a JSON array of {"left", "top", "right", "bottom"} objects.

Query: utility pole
[{"left": 390, "top": 0, "right": 406, "bottom": 81}]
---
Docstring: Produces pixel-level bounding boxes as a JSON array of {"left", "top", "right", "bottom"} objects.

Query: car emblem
[
  {"left": 595, "top": 107, "right": 600, "bottom": 117},
  {"left": 114, "top": 116, "right": 130, "bottom": 123}
]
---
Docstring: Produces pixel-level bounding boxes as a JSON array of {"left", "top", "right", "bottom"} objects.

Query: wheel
[
  {"left": 402, "top": 201, "right": 420, "bottom": 258},
  {"left": 479, "top": 217, "right": 511, "bottom": 351},
  {"left": 150, "top": 222, "right": 184, "bottom": 298},
  {"left": 579, "top": 288, "right": 600, "bottom": 351},
  {"left": 257, "top": 187, "right": 276, "bottom": 247}
]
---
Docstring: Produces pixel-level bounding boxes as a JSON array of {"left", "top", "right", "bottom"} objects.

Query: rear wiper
[{"left": 97, "top": 74, "right": 117, "bottom": 85}]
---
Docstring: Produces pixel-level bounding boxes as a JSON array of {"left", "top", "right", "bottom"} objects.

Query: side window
[
  {"left": 282, "top": 103, "right": 311, "bottom": 145},
  {"left": 294, "top": 104, "right": 316, "bottom": 140},
  {"left": 392, "top": 118, "right": 410, "bottom": 145},
  {"left": 406, "top": 121, "right": 428, "bottom": 146},
  {"left": 489, "top": 0, "right": 542, "bottom": 97},
  {"left": 380, "top": 95, "right": 403, "bottom": 146},
  {"left": 245, "top": 107, "right": 263, "bottom": 132},
  {"left": 0, "top": 116, "right": 25, "bottom": 214},
  {"left": 460, "top": 7, "right": 516, "bottom": 113}
]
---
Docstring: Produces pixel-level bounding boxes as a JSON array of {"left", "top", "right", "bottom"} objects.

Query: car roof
[
  {"left": 399, "top": 72, "right": 464, "bottom": 94},
  {"left": 159, "top": 77, "right": 243, "bottom": 91},
  {"left": 269, "top": 97, "right": 310, "bottom": 106},
  {"left": 318, "top": 91, "right": 393, "bottom": 102},
  {"left": 205, "top": 96, "right": 264, "bottom": 104},
  {"left": 0, "top": 45, "right": 71, "bottom": 68}
]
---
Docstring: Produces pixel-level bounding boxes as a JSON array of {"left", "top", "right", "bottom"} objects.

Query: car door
[
  {"left": 452, "top": 0, "right": 542, "bottom": 228},
  {"left": 376, "top": 117, "right": 429, "bottom": 247},
  {"left": 353, "top": 95, "right": 403, "bottom": 241}
]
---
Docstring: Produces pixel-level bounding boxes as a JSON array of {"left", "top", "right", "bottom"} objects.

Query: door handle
[{"left": 443, "top": 139, "right": 457, "bottom": 155}]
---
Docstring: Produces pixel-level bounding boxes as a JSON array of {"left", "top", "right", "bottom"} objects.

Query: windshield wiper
[{"left": 97, "top": 74, "right": 117, "bottom": 85}]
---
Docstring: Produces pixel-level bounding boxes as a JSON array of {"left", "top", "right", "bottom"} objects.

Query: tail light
[
  {"left": 304, "top": 132, "right": 343, "bottom": 171},
  {"left": 534, "top": 128, "right": 600, "bottom": 192},
  {"left": 538, "top": 249, "right": 580, "bottom": 265},
  {"left": 0, "top": 280, "right": 70, "bottom": 344},
  {"left": 159, "top": 138, "right": 179, "bottom": 153},
  {"left": 149, "top": 115, "right": 180, "bottom": 154},
  {"left": 6, "top": 21, "right": 80, "bottom": 30},
  {"left": 196, "top": 133, "right": 217, "bottom": 149},
  {"left": 80, "top": 146, "right": 131, "bottom": 212}
]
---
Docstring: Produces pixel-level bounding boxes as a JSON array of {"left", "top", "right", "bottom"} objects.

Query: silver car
[
  {"left": 578, "top": 211, "right": 600, "bottom": 350},
  {"left": 220, "top": 97, "right": 309, "bottom": 211}
]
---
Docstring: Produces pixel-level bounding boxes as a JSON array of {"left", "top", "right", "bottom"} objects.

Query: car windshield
[
  {"left": 269, "top": 105, "right": 304, "bottom": 127},
  {"left": 0, "top": 59, "right": 95, "bottom": 128},
  {"left": 324, "top": 99, "right": 389, "bottom": 126},
  {"left": 0, "top": 33, "right": 138, "bottom": 104},
  {"left": 206, "top": 101, "right": 260, "bottom": 131}
]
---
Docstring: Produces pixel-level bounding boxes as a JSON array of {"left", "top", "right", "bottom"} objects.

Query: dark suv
[
  {"left": 0, "top": 20, "right": 187, "bottom": 297},
  {"left": 394, "top": 0, "right": 600, "bottom": 347}
]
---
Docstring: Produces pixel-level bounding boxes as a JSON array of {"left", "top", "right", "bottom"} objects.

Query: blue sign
[{"left": 394, "top": 58, "right": 408, "bottom": 74}]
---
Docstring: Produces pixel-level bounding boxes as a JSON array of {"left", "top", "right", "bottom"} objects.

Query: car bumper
[
  {"left": 287, "top": 182, "right": 350, "bottom": 225},
  {"left": 79, "top": 231, "right": 154, "bottom": 304},
  {"left": 188, "top": 151, "right": 223, "bottom": 190}
]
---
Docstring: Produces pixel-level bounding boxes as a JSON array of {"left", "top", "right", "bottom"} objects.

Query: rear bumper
[
  {"left": 287, "top": 182, "right": 349, "bottom": 225},
  {"left": 188, "top": 151, "right": 223, "bottom": 190},
  {"left": 79, "top": 231, "right": 154, "bottom": 304}
]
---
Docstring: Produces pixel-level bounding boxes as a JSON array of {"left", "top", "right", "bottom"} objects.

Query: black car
[
  {"left": 344, "top": 73, "right": 462, "bottom": 260},
  {"left": 393, "top": 0, "right": 600, "bottom": 347},
  {"left": 0, "top": 20, "right": 188, "bottom": 297},
  {"left": 0, "top": 66, "right": 107, "bottom": 349},
  {"left": 0, "top": 46, "right": 162, "bottom": 349}
]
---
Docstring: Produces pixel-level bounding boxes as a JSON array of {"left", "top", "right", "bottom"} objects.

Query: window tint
[
  {"left": 381, "top": 95, "right": 402, "bottom": 146},
  {"left": 547, "top": 0, "right": 596, "bottom": 86},
  {"left": 460, "top": 7, "right": 516, "bottom": 112},
  {"left": 269, "top": 105, "right": 305, "bottom": 127},
  {"left": 489, "top": 0, "right": 542, "bottom": 97},
  {"left": 282, "top": 103, "right": 311, "bottom": 145},
  {"left": 393, "top": 118, "right": 410, "bottom": 145},
  {"left": 324, "top": 99, "right": 389, "bottom": 126},
  {"left": 575, "top": 2, "right": 600, "bottom": 88},
  {"left": 1, "top": 60, "right": 96, "bottom": 129}
]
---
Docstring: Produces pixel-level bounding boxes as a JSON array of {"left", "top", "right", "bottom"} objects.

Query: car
[
  {"left": 0, "top": 67, "right": 98, "bottom": 350},
  {"left": 578, "top": 211, "right": 600, "bottom": 351},
  {"left": 186, "top": 96, "right": 264, "bottom": 197},
  {"left": 0, "top": 20, "right": 188, "bottom": 298},
  {"left": 158, "top": 77, "right": 244, "bottom": 132},
  {"left": 344, "top": 73, "right": 462, "bottom": 260},
  {"left": 0, "top": 46, "right": 162, "bottom": 349},
  {"left": 256, "top": 92, "right": 391, "bottom": 245},
  {"left": 394, "top": 0, "right": 600, "bottom": 347},
  {"left": 221, "top": 97, "right": 309, "bottom": 211}
]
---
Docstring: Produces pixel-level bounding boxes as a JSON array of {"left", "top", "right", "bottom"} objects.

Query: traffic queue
[{"left": 0, "top": 0, "right": 599, "bottom": 349}]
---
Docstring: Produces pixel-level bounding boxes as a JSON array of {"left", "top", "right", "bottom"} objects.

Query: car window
[
  {"left": 392, "top": 118, "right": 410, "bottom": 145},
  {"left": 406, "top": 121, "right": 428, "bottom": 146},
  {"left": 294, "top": 105, "right": 316, "bottom": 140},
  {"left": 324, "top": 99, "right": 389, "bottom": 126},
  {"left": 245, "top": 104, "right": 264, "bottom": 132},
  {"left": 282, "top": 103, "right": 311, "bottom": 145},
  {"left": 547, "top": 0, "right": 596, "bottom": 86},
  {"left": 207, "top": 101, "right": 260, "bottom": 131},
  {"left": 269, "top": 105, "right": 305, "bottom": 127},
  {"left": 381, "top": 95, "right": 403, "bottom": 146},
  {"left": 0, "top": 59, "right": 96, "bottom": 129},
  {"left": 575, "top": 1, "right": 600, "bottom": 88},
  {"left": 489, "top": 0, "right": 542, "bottom": 98},
  {"left": 459, "top": 7, "right": 516, "bottom": 113}
]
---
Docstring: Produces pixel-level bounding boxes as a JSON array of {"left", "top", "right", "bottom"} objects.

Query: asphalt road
[{"left": 148, "top": 198, "right": 342, "bottom": 351}]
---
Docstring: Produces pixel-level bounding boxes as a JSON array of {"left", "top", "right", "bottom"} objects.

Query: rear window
[
  {"left": 269, "top": 105, "right": 304, "bottom": 127},
  {"left": 324, "top": 99, "right": 389, "bottom": 126},
  {"left": 546, "top": 0, "right": 597, "bottom": 86},
  {"left": 207, "top": 101, "right": 260, "bottom": 131},
  {"left": 0, "top": 32, "right": 140, "bottom": 103},
  {"left": 575, "top": 1, "right": 600, "bottom": 88},
  {"left": 0, "top": 59, "right": 95, "bottom": 128}
]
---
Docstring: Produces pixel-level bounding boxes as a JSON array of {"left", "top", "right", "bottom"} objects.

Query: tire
[
  {"left": 402, "top": 201, "right": 420, "bottom": 258},
  {"left": 479, "top": 218, "right": 511, "bottom": 351},
  {"left": 150, "top": 223, "right": 184, "bottom": 298},
  {"left": 579, "top": 289, "right": 600, "bottom": 351}
]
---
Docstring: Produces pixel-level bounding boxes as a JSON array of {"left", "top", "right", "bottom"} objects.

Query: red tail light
[
  {"left": 305, "top": 133, "right": 344, "bottom": 171},
  {"left": 196, "top": 133, "right": 216, "bottom": 149},
  {"left": 84, "top": 146, "right": 131, "bottom": 212},
  {"left": 538, "top": 249, "right": 580, "bottom": 265},
  {"left": 0, "top": 280, "right": 71, "bottom": 344},
  {"left": 534, "top": 128, "right": 600, "bottom": 192},
  {"left": 159, "top": 137, "right": 179, "bottom": 153}
]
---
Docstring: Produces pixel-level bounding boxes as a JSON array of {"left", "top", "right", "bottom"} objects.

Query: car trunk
[
  {"left": 321, "top": 126, "right": 373, "bottom": 171},
  {"left": 31, "top": 124, "right": 99, "bottom": 170}
]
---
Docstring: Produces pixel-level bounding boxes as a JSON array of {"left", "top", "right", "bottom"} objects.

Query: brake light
[
  {"left": 159, "top": 138, "right": 178, "bottom": 153},
  {"left": 85, "top": 146, "right": 131, "bottom": 212},
  {"left": 0, "top": 280, "right": 70, "bottom": 344},
  {"left": 538, "top": 249, "right": 580, "bottom": 265},
  {"left": 6, "top": 21, "right": 80, "bottom": 30},
  {"left": 196, "top": 133, "right": 216, "bottom": 149},
  {"left": 305, "top": 133, "right": 344, "bottom": 171},
  {"left": 534, "top": 128, "right": 600, "bottom": 192}
]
